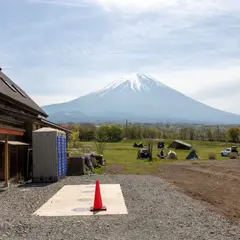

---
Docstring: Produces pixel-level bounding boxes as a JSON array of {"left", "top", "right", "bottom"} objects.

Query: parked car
[
  {"left": 137, "top": 148, "right": 150, "bottom": 159},
  {"left": 221, "top": 148, "right": 232, "bottom": 157},
  {"left": 221, "top": 146, "right": 239, "bottom": 157},
  {"left": 231, "top": 146, "right": 238, "bottom": 153}
]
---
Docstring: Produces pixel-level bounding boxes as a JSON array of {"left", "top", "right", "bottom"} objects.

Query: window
[
  {"left": 0, "top": 77, "right": 16, "bottom": 92},
  {"left": 11, "top": 84, "right": 26, "bottom": 97}
]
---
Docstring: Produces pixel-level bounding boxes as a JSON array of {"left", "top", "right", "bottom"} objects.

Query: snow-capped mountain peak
[
  {"left": 120, "top": 73, "right": 143, "bottom": 91},
  {"left": 43, "top": 72, "right": 240, "bottom": 124},
  {"left": 97, "top": 73, "right": 167, "bottom": 97}
]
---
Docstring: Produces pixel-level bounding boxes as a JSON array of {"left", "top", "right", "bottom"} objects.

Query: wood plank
[
  {"left": 15, "top": 146, "right": 19, "bottom": 180},
  {"left": 4, "top": 134, "right": 9, "bottom": 187},
  {"left": 0, "top": 127, "right": 24, "bottom": 136}
]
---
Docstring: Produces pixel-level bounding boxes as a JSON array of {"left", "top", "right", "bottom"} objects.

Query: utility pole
[{"left": 125, "top": 119, "right": 128, "bottom": 138}]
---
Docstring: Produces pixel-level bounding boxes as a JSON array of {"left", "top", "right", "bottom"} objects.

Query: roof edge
[
  {"left": 0, "top": 93, "right": 48, "bottom": 118},
  {"left": 37, "top": 117, "right": 71, "bottom": 133}
]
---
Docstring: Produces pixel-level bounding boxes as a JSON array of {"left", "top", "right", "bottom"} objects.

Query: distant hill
[{"left": 43, "top": 73, "right": 240, "bottom": 124}]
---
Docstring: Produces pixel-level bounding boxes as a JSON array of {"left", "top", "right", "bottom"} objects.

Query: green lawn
[{"left": 73, "top": 139, "right": 235, "bottom": 175}]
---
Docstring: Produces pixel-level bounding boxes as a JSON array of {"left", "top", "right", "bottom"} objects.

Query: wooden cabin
[{"left": 0, "top": 69, "right": 69, "bottom": 186}]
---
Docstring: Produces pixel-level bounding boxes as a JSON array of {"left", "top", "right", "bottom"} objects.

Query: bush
[
  {"left": 208, "top": 152, "right": 217, "bottom": 160},
  {"left": 229, "top": 153, "right": 238, "bottom": 159},
  {"left": 95, "top": 141, "right": 106, "bottom": 155}
]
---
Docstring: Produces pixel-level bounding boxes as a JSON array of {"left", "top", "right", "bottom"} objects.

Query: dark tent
[
  {"left": 157, "top": 141, "right": 164, "bottom": 149},
  {"left": 186, "top": 150, "right": 200, "bottom": 160},
  {"left": 133, "top": 142, "right": 143, "bottom": 148},
  {"left": 168, "top": 140, "right": 192, "bottom": 150}
]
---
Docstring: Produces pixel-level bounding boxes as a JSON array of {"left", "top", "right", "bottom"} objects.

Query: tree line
[{"left": 65, "top": 123, "right": 240, "bottom": 143}]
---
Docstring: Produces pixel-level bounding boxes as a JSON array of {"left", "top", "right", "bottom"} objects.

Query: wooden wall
[{"left": 0, "top": 143, "right": 4, "bottom": 179}]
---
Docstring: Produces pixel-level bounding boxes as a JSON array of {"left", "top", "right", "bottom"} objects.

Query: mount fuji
[{"left": 43, "top": 73, "right": 240, "bottom": 124}]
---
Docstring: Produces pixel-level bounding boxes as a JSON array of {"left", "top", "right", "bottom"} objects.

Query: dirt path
[{"left": 159, "top": 159, "right": 240, "bottom": 223}]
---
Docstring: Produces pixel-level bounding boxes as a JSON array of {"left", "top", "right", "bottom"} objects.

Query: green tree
[
  {"left": 79, "top": 124, "right": 96, "bottom": 141},
  {"left": 95, "top": 124, "right": 123, "bottom": 142},
  {"left": 227, "top": 127, "right": 240, "bottom": 143},
  {"left": 95, "top": 125, "right": 109, "bottom": 142},
  {"left": 108, "top": 125, "right": 123, "bottom": 142},
  {"left": 145, "top": 138, "right": 155, "bottom": 161},
  {"left": 71, "top": 124, "right": 81, "bottom": 133},
  {"left": 68, "top": 124, "right": 81, "bottom": 149},
  {"left": 207, "top": 129, "right": 214, "bottom": 141},
  {"left": 179, "top": 128, "right": 187, "bottom": 140},
  {"left": 188, "top": 128, "right": 195, "bottom": 140}
]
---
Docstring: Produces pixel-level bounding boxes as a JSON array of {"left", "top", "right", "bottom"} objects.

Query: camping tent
[
  {"left": 133, "top": 142, "right": 143, "bottom": 148},
  {"left": 157, "top": 141, "right": 164, "bottom": 149},
  {"left": 168, "top": 140, "right": 192, "bottom": 150},
  {"left": 166, "top": 150, "right": 179, "bottom": 160},
  {"left": 186, "top": 150, "right": 200, "bottom": 160}
]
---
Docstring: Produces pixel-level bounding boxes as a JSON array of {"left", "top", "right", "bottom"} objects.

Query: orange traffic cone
[{"left": 90, "top": 180, "right": 107, "bottom": 211}]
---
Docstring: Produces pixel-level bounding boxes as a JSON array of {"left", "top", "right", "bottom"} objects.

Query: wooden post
[
  {"left": 16, "top": 146, "right": 19, "bottom": 179},
  {"left": 4, "top": 134, "right": 9, "bottom": 187}
]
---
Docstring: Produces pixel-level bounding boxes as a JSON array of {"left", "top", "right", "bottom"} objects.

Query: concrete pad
[{"left": 33, "top": 184, "right": 128, "bottom": 216}]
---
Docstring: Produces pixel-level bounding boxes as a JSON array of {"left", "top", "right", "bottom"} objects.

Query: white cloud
[
  {"left": 31, "top": 95, "right": 77, "bottom": 106},
  {"left": 203, "top": 94, "right": 240, "bottom": 115},
  {"left": 27, "top": 0, "right": 90, "bottom": 7},
  {"left": 95, "top": 0, "right": 176, "bottom": 12},
  {"left": 94, "top": 0, "right": 238, "bottom": 14},
  {"left": 150, "top": 64, "right": 240, "bottom": 96},
  {"left": 149, "top": 64, "right": 240, "bottom": 114},
  {"left": 27, "top": 0, "right": 240, "bottom": 13},
  {"left": 3, "top": 0, "right": 240, "bottom": 116}
]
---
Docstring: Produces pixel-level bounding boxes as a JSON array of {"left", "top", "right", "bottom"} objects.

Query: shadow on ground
[{"left": 18, "top": 182, "right": 54, "bottom": 188}]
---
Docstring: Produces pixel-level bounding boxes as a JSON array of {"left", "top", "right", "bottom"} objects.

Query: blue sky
[{"left": 1, "top": 0, "right": 240, "bottom": 114}]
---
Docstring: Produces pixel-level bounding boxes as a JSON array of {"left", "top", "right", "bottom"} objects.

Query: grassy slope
[{"left": 78, "top": 139, "right": 234, "bottom": 175}]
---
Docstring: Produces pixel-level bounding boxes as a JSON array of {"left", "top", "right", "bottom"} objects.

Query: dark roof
[
  {"left": 0, "top": 71, "right": 48, "bottom": 117},
  {"left": 172, "top": 140, "right": 192, "bottom": 148},
  {"left": 37, "top": 118, "right": 71, "bottom": 133}
]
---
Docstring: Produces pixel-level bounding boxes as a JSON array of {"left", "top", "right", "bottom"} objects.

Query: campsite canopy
[{"left": 168, "top": 140, "right": 192, "bottom": 150}]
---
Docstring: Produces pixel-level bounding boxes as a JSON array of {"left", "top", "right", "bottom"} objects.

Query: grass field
[{"left": 72, "top": 139, "right": 236, "bottom": 175}]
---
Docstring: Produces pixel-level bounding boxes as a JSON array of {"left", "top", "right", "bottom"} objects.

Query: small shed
[
  {"left": 0, "top": 141, "right": 29, "bottom": 181},
  {"left": 168, "top": 140, "right": 192, "bottom": 150}
]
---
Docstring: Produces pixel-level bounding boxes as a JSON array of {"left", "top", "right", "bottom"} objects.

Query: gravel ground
[{"left": 0, "top": 175, "right": 239, "bottom": 240}]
